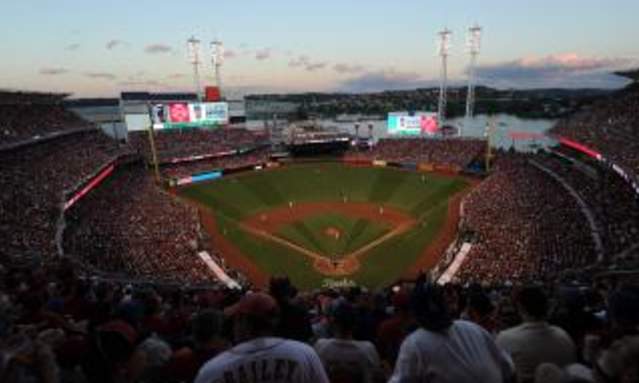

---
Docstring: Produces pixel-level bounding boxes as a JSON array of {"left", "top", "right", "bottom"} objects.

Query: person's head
[
  {"left": 467, "top": 291, "right": 495, "bottom": 321},
  {"left": 328, "top": 299, "right": 356, "bottom": 338},
  {"left": 516, "top": 286, "right": 548, "bottom": 321},
  {"left": 392, "top": 289, "right": 411, "bottom": 314},
  {"left": 595, "top": 336, "right": 639, "bottom": 383},
  {"left": 269, "top": 276, "right": 292, "bottom": 303},
  {"left": 225, "top": 292, "right": 279, "bottom": 343},
  {"left": 192, "top": 309, "right": 224, "bottom": 346},
  {"left": 411, "top": 283, "right": 452, "bottom": 332},
  {"left": 608, "top": 286, "right": 639, "bottom": 336}
]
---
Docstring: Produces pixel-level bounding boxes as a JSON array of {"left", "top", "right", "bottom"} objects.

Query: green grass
[
  {"left": 276, "top": 213, "right": 390, "bottom": 258},
  {"left": 180, "top": 163, "right": 469, "bottom": 289}
]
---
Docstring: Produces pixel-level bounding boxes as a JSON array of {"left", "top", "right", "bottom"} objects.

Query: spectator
[
  {"left": 194, "top": 292, "right": 329, "bottom": 383},
  {"left": 270, "top": 277, "right": 313, "bottom": 342},
  {"left": 314, "top": 299, "right": 383, "bottom": 383},
  {"left": 389, "top": 281, "right": 513, "bottom": 383},
  {"left": 162, "top": 309, "right": 228, "bottom": 383},
  {"left": 497, "top": 286, "right": 577, "bottom": 383},
  {"left": 376, "top": 288, "right": 416, "bottom": 367}
]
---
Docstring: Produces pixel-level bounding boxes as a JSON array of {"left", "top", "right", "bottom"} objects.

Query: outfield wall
[{"left": 171, "top": 155, "right": 468, "bottom": 187}]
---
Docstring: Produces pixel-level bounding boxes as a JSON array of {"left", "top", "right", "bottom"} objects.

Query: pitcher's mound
[{"left": 324, "top": 226, "right": 342, "bottom": 240}]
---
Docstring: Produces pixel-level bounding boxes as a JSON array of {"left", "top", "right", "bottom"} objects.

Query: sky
[{"left": 0, "top": 0, "right": 638, "bottom": 97}]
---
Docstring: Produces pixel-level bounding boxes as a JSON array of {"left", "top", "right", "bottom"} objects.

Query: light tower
[
  {"left": 465, "top": 24, "right": 482, "bottom": 126},
  {"left": 210, "top": 39, "right": 224, "bottom": 99},
  {"left": 187, "top": 36, "right": 203, "bottom": 101},
  {"left": 437, "top": 28, "right": 452, "bottom": 128}
]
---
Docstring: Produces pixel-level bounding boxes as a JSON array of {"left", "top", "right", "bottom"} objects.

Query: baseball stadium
[{"left": 3, "top": 2, "right": 639, "bottom": 382}]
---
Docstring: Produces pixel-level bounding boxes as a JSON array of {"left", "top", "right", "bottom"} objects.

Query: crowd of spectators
[
  {"left": 161, "top": 148, "right": 271, "bottom": 180},
  {"left": 532, "top": 150, "right": 639, "bottom": 257},
  {"left": 2, "top": 261, "right": 638, "bottom": 383},
  {"left": 551, "top": 85, "right": 639, "bottom": 182},
  {"left": 1, "top": 130, "right": 127, "bottom": 267},
  {"left": 62, "top": 164, "right": 219, "bottom": 285},
  {"left": 345, "top": 138, "right": 485, "bottom": 169},
  {"left": 0, "top": 92, "right": 90, "bottom": 146},
  {"left": 457, "top": 155, "right": 598, "bottom": 284},
  {"left": 129, "top": 128, "right": 267, "bottom": 164}
]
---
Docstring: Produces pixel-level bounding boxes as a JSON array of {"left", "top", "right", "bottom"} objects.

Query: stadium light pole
[
  {"left": 187, "top": 36, "right": 203, "bottom": 101},
  {"left": 437, "top": 28, "right": 452, "bottom": 131},
  {"left": 211, "top": 39, "right": 224, "bottom": 100},
  {"left": 464, "top": 24, "right": 482, "bottom": 133}
]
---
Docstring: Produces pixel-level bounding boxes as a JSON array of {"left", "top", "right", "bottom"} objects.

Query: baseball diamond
[{"left": 180, "top": 162, "right": 470, "bottom": 289}]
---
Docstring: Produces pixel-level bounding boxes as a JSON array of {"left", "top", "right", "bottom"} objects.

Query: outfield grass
[
  {"left": 180, "top": 163, "right": 468, "bottom": 289},
  {"left": 276, "top": 213, "right": 390, "bottom": 258}
]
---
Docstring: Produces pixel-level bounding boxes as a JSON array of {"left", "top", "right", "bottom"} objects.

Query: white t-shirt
[
  {"left": 314, "top": 338, "right": 382, "bottom": 383},
  {"left": 389, "top": 320, "right": 513, "bottom": 383},
  {"left": 496, "top": 321, "right": 576, "bottom": 383},
  {"left": 194, "top": 337, "right": 329, "bottom": 383}
]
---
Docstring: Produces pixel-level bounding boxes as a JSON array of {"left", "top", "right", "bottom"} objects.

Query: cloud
[
  {"left": 333, "top": 63, "right": 365, "bottom": 74},
  {"left": 65, "top": 43, "right": 80, "bottom": 51},
  {"left": 288, "top": 55, "right": 309, "bottom": 68},
  {"left": 118, "top": 80, "right": 165, "bottom": 87},
  {"left": 475, "top": 53, "right": 635, "bottom": 88},
  {"left": 145, "top": 44, "right": 172, "bottom": 54},
  {"left": 106, "top": 39, "right": 125, "bottom": 50},
  {"left": 288, "top": 55, "right": 328, "bottom": 71},
  {"left": 338, "top": 69, "right": 438, "bottom": 92},
  {"left": 39, "top": 67, "right": 68, "bottom": 76},
  {"left": 255, "top": 48, "right": 271, "bottom": 61},
  {"left": 85, "top": 72, "right": 116, "bottom": 80},
  {"left": 306, "top": 62, "right": 327, "bottom": 71}
]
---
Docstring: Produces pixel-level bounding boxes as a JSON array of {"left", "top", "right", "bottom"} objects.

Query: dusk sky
[{"left": 1, "top": 0, "right": 638, "bottom": 97}]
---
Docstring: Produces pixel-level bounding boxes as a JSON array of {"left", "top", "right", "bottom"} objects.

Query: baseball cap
[
  {"left": 224, "top": 292, "right": 279, "bottom": 318},
  {"left": 98, "top": 320, "right": 138, "bottom": 346},
  {"left": 392, "top": 290, "right": 410, "bottom": 309}
]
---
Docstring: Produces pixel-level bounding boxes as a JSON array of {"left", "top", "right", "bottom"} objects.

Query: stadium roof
[
  {"left": 0, "top": 90, "right": 69, "bottom": 105},
  {"left": 120, "top": 92, "right": 197, "bottom": 102}
]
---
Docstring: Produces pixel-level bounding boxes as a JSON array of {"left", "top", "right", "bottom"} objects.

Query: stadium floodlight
[
  {"left": 187, "top": 36, "right": 203, "bottom": 101},
  {"left": 464, "top": 24, "right": 482, "bottom": 128},
  {"left": 437, "top": 28, "right": 452, "bottom": 129},
  {"left": 211, "top": 39, "right": 224, "bottom": 99}
]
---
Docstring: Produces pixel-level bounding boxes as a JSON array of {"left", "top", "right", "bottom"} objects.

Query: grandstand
[{"left": 2, "top": 83, "right": 639, "bottom": 383}]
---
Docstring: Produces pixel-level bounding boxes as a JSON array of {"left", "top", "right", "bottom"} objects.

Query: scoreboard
[
  {"left": 387, "top": 112, "right": 438, "bottom": 136},
  {"left": 151, "top": 102, "right": 229, "bottom": 129}
]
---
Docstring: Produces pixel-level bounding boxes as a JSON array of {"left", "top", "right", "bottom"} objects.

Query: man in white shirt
[
  {"left": 194, "top": 292, "right": 329, "bottom": 383},
  {"left": 314, "top": 299, "right": 383, "bottom": 383},
  {"left": 496, "top": 286, "right": 576, "bottom": 383},
  {"left": 389, "top": 281, "right": 513, "bottom": 383}
]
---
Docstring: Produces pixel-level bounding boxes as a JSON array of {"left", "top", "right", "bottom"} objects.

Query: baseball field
[{"left": 180, "top": 163, "right": 470, "bottom": 290}]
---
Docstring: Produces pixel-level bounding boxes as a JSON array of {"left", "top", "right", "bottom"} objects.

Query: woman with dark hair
[{"left": 389, "top": 280, "right": 513, "bottom": 383}]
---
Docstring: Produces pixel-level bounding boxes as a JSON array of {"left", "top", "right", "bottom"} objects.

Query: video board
[
  {"left": 151, "top": 102, "right": 229, "bottom": 129},
  {"left": 387, "top": 112, "right": 438, "bottom": 136}
]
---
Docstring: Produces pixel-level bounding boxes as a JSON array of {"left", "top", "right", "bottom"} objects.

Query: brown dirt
[
  {"left": 242, "top": 202, "right": 414, "bottom": 231},
  {"left": 324, "top": 227, "right": 341, "bottom": 240}
]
